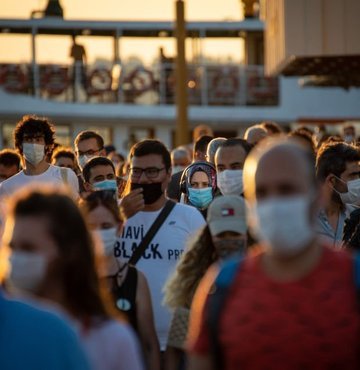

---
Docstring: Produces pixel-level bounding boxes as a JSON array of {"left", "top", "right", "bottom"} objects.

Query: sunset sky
[{"left": 0, "top": 0, "right": 245, "bottom": 65}]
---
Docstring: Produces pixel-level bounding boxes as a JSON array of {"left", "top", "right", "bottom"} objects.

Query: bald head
[
  {"left": 244, "top": 125, "right": 268, "bottom": 145},
  {"left": 244, "top": 138, "right": 316, "bottom": 203}
]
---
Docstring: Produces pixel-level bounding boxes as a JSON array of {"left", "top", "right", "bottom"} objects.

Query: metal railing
[{"left": 0, "top": 62, "right": 279, "bottom": 106}]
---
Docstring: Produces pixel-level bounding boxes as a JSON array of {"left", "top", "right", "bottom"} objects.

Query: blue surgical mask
[
  {"left": 188, "top": 187, "right": 213, "bottom": 209},
  {"left": 93, "top": 179, "right": 118, "bottom": 192}
]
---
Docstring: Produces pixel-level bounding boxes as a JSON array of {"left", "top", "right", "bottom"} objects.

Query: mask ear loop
[{"left": 331, "top": 175, "right": 360, "bottom": 209}]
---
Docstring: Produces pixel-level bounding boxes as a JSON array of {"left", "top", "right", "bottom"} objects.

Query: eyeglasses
[
  {"left": 130, "top": 167, "right": 165, "bottom": 179},
  {"left": 77, "top": 148, "right": 103, "bottom": 157}
]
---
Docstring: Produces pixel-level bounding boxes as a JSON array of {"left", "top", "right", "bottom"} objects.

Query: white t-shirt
[
  {"left": 117, "top": 202, "right": 206, "bottom": 350},
  {"left": 0, "top": 165, "right": 79, "bottom": 199},
  {"left": 79, "top": 320, "right": 144, "bottom": 370}
]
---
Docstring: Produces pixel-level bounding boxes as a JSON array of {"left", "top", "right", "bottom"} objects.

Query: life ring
[
  {"left": 211, "top": 68, "right": 239, "bottom": 99},
  {"left": 123, "top": 67, "right": 155, "bottom": 97},
  {"left": 247, "top": 75, "right": 278, "bottom": 100},
  {"left": 87, "top": 67, "right": 112, "bottom": 95},
  {"left": 40, "top": 65, "right": 69, "bottom": 95},
  {"left": 0, "top": 64, "right": 28, "bottom": 93}
]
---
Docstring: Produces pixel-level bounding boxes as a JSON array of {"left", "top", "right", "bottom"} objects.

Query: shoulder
[
  {"left": 0, "top": 170, "right": 25, "bottom": 189},
  {"left": 98, "top": 319, "right": 138, "bottom": 343},
  {"left": 2, "top": 296, "right": 79, "bottom": 340},
  {"left": 173, "top": 202, "right": 204, "bottom": 218}
]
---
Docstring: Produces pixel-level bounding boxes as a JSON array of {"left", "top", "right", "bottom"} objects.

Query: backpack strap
[
  {"left": 60, "top": 167, "right": 68, "bottom": 185},
  {"left": 128, "top": 200, "right": 176, "bottom": 266},
  {"left": 206, "top": 256, "right": 244, "bottom": 369},
  {"left": 353, "top": 251, "right": 360, "bottom": 304}
]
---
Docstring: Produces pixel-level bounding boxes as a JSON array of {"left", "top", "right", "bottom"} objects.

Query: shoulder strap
[
  {"left": 128, "top": 200, "right": 176, "bottom": 266},
  {"left": 354, "top": 252, "right": 360, "bottom": 305},
  {"left": 207, "top": 256, "right": 243, "bottom": 370},
  {"left": 60, "top": 167, "right": 68, "bottom": 185}
]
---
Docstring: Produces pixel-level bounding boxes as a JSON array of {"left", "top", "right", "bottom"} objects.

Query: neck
[
  {"left": 23, "top": 160, "right": 50, "bottom": 175},
  {"left": 261, "top": 238, "right": 322, "bottom": 282},
  {"left": 325, "top": 199, "right": 342, "bottom": 217},
  {"left": 144, "top": 193, "right": 167, "bottom": 211}
]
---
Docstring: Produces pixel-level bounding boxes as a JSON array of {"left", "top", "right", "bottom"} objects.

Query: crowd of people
[{"left": 0, "top": 115, "right": 360, "bottom": 369}]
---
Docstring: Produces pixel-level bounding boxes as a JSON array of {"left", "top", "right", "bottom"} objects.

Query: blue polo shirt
[{"left": 0, "top": 290, "right": 90, "bottom": 370}]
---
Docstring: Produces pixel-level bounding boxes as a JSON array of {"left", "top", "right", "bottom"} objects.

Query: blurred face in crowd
[
  {"left": 54, "top": 156, "right": 76, "bottom": 171},
  {"left": 212, "top": 230, "right": 247, "bottom": 259},
  {"left": 0, "top": 164, "right": 19, "bottom": 182},
  {"left": 215, "top": 145, "right": 247, "bottom": 173},
  {"left": 4, "top": 215, "right": 59, "bottom": 293},
  {"left": 250, "top": 149, "right": 311, "bottom": 202},
  {"left": 244, "top": 142, "right": 318, "bottom": 258}
]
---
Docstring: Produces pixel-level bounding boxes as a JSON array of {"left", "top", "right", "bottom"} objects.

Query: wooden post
[{"left": 175, "top": 0, "right": 189, "bottom": 147}]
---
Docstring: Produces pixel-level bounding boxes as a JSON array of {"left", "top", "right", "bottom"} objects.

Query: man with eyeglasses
[
  {"left": 74, "top": 130, "right": 106, "bottom": 170},
  {"left": 118, "top": 139, "right": 205, "bottom": 354},
  {"left": 0, "top": 115, "right": 79, "bottom": 199}
]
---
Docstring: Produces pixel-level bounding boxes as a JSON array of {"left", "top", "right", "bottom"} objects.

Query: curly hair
[
  {"left": 13, "top": 115, "right": 55, "bottom": 152},
  {"left": 163, "top": 225, "right": 217, "bottom": 309}
]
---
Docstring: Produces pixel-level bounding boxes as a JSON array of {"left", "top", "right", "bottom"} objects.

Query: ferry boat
[{"left": 0, "top": 13, "right": 359, "bottom": 151}]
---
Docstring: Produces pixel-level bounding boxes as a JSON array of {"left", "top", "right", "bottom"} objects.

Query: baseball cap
[{"left": 207, "top": 195, "right": 247, "bottom": 236}]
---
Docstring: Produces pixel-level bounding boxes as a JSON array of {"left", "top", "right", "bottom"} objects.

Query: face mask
[
  {"left": 333, "top": 176, "right": 360, "bottom": 206},
  {"left": 22, "top": 143, "right": 45, "bottom": 166},
  {"left": 217, "top": 170, "right": 244, "bottom": 196},
  {"left": 93, "top": 179, "right": 118, "bottom": 192},
  {"left": 172, "top": 166, "right": 185, "bottom": 174},
  {"left": 249, "top": 195, "right": 314, "bottom": 257},
  {"left": 131, "top": 182, "right": 163, "bottom": 204},
  {"left": 213, "top": 239, "right": 246, "bottom": 259},
  {"left": 78, "top": 154, "right": 93, "bottom": 170},
  {"left": 95, "top": 228, "right": 118, "bottom": 257},
  {"left": 188, "top": 187, "right": 213, "bottom": 209},
  {"left": 8, "top": 251, "right": 47, "bottom": 292},
  {"left": 344, "top": 135, "right": 354, "bottom": 144}
]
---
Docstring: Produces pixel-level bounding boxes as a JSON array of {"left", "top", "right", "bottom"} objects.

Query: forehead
[
  {"left": 6, "top": 215, "right": 50, "bottom": 245},
  {"left": 89, "top": 164, "right": 114, "bottom": 179},
  {"left": 87, "top": 205, "right": 116, "bottom": 225},
  {"left": 77, "top": 138, "right": 99, "bottom": 151},
  {"left": 255, "top": 149, "right": 310, "bottom": 188},
  {"left": 215, "top": 146, "right": 246, "bottom": 164},
  {"left": 131, "top": 154, "right": 164, "bottom": 167},
  {"left": 191, "top": 171, "right": 208, "bottom": 182},
  {"left": 56, "top": 157, "right": 74, "bottom": 165},
  {"left": 0, "top": 163, "right": 18, "bottom": 174}
]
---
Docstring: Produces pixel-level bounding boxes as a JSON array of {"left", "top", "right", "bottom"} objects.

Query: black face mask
[{"left": 131, "top": 182, "right": 163, "bottom": 205}]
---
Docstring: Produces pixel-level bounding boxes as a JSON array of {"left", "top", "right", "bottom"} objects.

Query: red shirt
[{"left": 189, "top": 247, "right": 360, "bottom": 370}]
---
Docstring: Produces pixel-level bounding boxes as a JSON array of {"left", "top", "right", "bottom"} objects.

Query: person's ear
[
  {"left": 325, "top": 174, "right": 336, "bottom": 187},
  {"left": 99, "top": 148, "right": 106, "bottom": 157}
]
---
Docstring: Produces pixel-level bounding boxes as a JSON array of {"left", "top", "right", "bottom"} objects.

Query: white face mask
[
  {"left": 172, "top": 165, "right": 185, "bottom": 174},
  {"left": 78, "top": 154, "right": 93, "bottom": 170},
  {"left": 344, "top": 135, "right": 354, "bottom": 144},
  {"left": 22, "top": 143, "right": 45, "bottom": 166},
  {"left": 248, "top": 195, "right": 314, "bottom": 257},
  {"left": 8, "top": 251, "right": 47, "bottom": 292},
  {"left": 337, "top": 178, "right": 360, "bottom": 206},
  {"left": 94, "top": 227, "right": 118, "bottom": 257},
  {"left": 217, "top": 170, "right": 244, "bottom": 196}
]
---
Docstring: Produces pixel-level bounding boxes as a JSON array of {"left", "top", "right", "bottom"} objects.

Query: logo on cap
[{"left": 221, "top": 208, "right": 234, "bottom": 217}]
